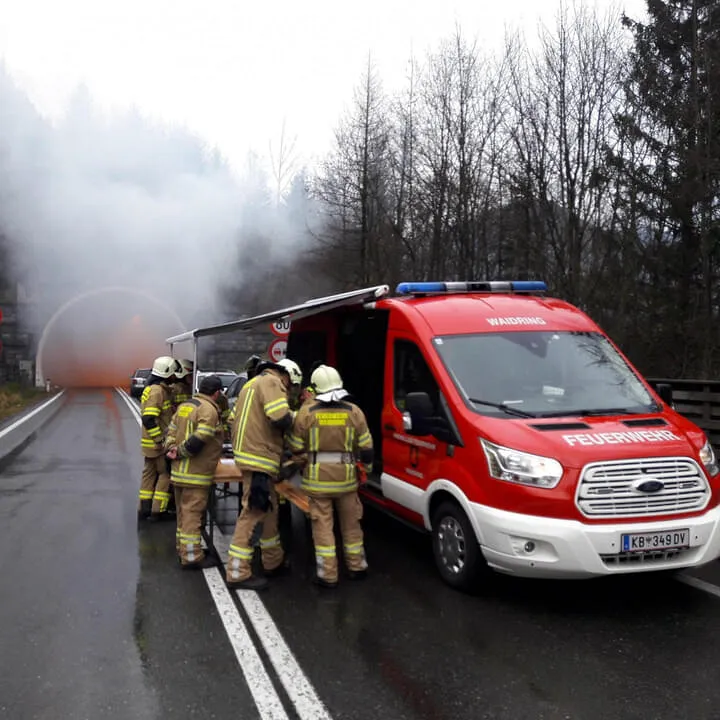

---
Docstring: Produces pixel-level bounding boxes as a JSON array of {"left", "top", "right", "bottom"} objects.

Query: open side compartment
[
  {"left": 288, "top": 307, "right": 389, "bottom": 482},
  {"left": 335, "top": 309, "right": 388, "bottom": 478}
]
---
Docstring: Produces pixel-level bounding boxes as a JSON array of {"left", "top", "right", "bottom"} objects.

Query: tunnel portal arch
[{"left": 35, "top": 286, "right": 186, "bottom": 386}]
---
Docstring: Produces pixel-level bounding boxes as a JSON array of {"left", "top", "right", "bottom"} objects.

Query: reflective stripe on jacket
[
  {"left": 231, "top": 369, "right": 290, "bottom": 475},
  {"left": 140, "top": 383, "right": 173, "bottom": 458},
  {"left": 166, "top": 394, "right": 224, "bottom": 486},
  {"left": 170, "top": 381, "right": 192, "bottom": 412},
  {"left": 288, "top": 399, "right": 373, "bottom": 495}
]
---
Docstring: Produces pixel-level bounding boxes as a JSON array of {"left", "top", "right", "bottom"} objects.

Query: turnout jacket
[
  {"left": 140, "top": 382, "right": 173, "bottom": 458},
  {"left": 231, "top": 369, "right": 292, "bottom": 476},
  {"left": 216, "top": 391, "right": 231, "bottom": 435},
  {"left": 287, "top": 398, "right": 373, "bottom": 495},
  {"left": 170, "top": 381, "right": 192, "bottom": 413},
  {"left": 165, "top": 393, "right": 224, "bottom": 486}
]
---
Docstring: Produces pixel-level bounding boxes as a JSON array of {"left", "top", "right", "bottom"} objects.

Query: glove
[
  {"left": 248, "top": 472, "right": 271, "bottom": 512},
  {"left": 278, "top": 459, "right": 299, "bottom": 481}
]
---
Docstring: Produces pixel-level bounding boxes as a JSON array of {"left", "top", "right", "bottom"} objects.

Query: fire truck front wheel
[{"left": 431, "top": 501, "right": 488, "bottom": 591}]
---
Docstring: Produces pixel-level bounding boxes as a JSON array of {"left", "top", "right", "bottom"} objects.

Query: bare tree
[
  {"left": 315, "top": 56, "right": 392, "bottom": 287},
  {"left": 504, "top": 2, "right": 626, "bottom": 306},
  {"left": 269, "top": 118, "right": 299, "bottom": 207}
]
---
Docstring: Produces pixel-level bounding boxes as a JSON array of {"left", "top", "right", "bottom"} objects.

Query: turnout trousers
[
  {"left": 308, "top": 491, "right": 368, "bottom": 584},
  {"left": 139, "top": 455, "right": 172, "bottom": 515},
  {"left": 226, "top": 475, "right": 284, "bottom": 583},
  {"left": 174, "top": 484, "right": 211, "bottom": 565}
]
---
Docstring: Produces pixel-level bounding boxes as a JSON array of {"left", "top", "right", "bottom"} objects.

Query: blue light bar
[{"left": 395, "top": 280, "right": 547, "bottom": 295}]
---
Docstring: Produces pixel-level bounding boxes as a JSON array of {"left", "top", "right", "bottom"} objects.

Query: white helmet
[
  {"left": 174, "top": 358, "right": 194, "bottom": 379},
  {"left": 276, "top": 358, "right": 303, "bottom": 385},
  {"left": 152, "top": 355, "right": 176, "bottom": 379},
  {"left": 311, "top": 365, "right": 343, "bottom": 395}
]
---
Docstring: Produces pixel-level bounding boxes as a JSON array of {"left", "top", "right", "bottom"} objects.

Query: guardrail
[
  {"left": 648, "top": 378, "right": 720, "bottom": 448},
  {"left": 0, "top": 391, "right": 66, "bottom": 463}
]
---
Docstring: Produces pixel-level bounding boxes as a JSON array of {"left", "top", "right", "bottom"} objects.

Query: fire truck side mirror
[{"left": 405, "top": 392, "right": 433, "bottom": 436}]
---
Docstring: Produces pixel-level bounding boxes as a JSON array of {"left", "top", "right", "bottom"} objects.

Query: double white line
[{"left": 116, "top": 388, "right": 333, "bottom": 720}]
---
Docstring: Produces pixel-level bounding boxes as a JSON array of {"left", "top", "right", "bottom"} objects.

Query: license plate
[{"left": 621, "top": 529, "right": 689, "bottom": 553}]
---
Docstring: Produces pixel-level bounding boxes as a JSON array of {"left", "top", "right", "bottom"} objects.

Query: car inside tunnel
[{"left": 38, "top": 289, "right": 185, "bottom": 389}]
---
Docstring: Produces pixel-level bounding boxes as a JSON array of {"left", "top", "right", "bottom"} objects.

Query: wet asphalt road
[
  {"left": 3, "top": 389, "right": 720, "bottom": 719},
  {"left": 0, "top": 389, "right": 256, "bottom": 720}
]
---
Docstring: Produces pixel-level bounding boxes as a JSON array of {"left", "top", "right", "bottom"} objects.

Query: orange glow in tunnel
[{"left": 39, "top": 290, "right": 185, "bottom": 388}]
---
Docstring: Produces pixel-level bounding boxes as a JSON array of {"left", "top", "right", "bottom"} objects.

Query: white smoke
[{"left": 0, "top": 66, "right": 316, "bottom": 336}]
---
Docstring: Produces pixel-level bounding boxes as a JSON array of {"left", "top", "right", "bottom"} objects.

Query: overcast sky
[{"left": 0, "top": 0, "right": 647, "bottom": 176}]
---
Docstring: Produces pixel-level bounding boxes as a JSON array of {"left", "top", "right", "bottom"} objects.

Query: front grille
[
  {"left": 600, "top": 549, "right": 690, "bottom": 565},
  {"left": 576, "top": 456, "right": 709, "bottom": 519}
]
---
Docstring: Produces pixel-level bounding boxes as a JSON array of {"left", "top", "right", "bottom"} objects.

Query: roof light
[{"left": 395, "top": 280, "right": 547, "bottom": 295}]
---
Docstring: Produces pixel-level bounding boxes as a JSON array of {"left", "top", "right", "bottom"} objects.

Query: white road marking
[
  {"left": 117, "top": 386, "right": 332, "bottom": 720},
  {"left": 203, "top": 568, "right": 290, "bottom": 720},
  {"left": 115, "top": 388, "right": 142, "bottom": 421},
  {"left": 237, "top": 592, "right": 333, "bottom": 720},
  {"left": 0, "top": 390, "right": 65, "bottom": 441},
  {"left": 676, "top": 573, "right": 720, "bottom": 599}
]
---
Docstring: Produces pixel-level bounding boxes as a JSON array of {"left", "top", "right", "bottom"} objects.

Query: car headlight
[
  {"left": 480, "top": 439, "right": 563, "bottom": 489},
  {"left": 699, "top": 439, "right": 719, "bottom": 476}
]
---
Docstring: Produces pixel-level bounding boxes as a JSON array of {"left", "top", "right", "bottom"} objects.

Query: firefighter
[
  {"left": 216, "top": 389, "right": 231, "bottom": 440},
  {"left": 165, "top": 358, "right": 195, "bottom": 516},
  {"left": 227, "top": 354, "right": 263, "bottom": 428},
  {"left": 170, "top": 358, "right": 194, "bottom": 413},
  {"left": 284, "top": 364, "right": 373, "bottom": 588},
  {"left": 225, "top": 356, "right": 303, "bottom": 590},
  {"left": 245, "top": 354, "right": 262, "bottom": 380},
  {"left": 138, "top": 355, "right": 176, "bottom": 522},
  {"left": 300, "top": 385, "right": 316, "bottom": 406},
  {"left": 165, "top": 374, "right": 225, "bottom": 569}
]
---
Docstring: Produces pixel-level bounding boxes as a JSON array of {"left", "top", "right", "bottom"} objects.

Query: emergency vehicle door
[{"left": 382, "top": 338, "right": 448, "bottom": 492}]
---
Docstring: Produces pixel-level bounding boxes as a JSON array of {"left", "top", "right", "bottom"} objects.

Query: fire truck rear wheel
[{"left": 431, "top": 501, "right": 486, "bottom": 591}]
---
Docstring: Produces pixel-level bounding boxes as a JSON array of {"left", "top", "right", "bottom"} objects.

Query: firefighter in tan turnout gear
[
  {"left": 225, "top": 357, "right": 303, "bottom": 590},
  {"left": 138, "top": 356, "right": 176, "bottom": 522},
  {"left": 165, "top": 374, "right": 225, "bottom": 569},
  {"left": 170, "top": 358, "right": 194, "bottom": 413},
  {"left": 285, "top": 364, "right": 373, "bottom": 588}
]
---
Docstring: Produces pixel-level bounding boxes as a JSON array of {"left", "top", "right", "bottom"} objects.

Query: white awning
[{"left": 165, "top": 285, "right": 390, "bottom": 345}]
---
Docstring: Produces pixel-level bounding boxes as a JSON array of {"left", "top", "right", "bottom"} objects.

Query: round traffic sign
[
  {"left": 268, "top": 338, "right": 287, "bottom": 362},
  {"left": 270, "top": 319, "right": 291, "bottom": 337}
]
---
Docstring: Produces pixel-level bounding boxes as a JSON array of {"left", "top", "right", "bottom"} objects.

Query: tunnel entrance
[{"left": 36, "top": 287, "right": 185, "bottom": 388}]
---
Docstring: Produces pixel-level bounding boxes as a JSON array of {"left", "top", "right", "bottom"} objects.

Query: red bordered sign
[
  {"left": 268, "top": 338, "right": 288, "bottom": 362},
  {"left": 270, "top": 319, "right": 291, "bottom": 337}
]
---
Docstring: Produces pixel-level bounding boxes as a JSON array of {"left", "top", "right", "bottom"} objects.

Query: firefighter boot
[
  {"left": 138, "top": 499, "right": 152, "bottom": 521},
  {"left": 313, "top": 575, "right": 339, "bottom": 589},
  {"left": 263, "top": 557, "right": 291, "bottom": 578},
  {"left": 226, "top": 576, "right": 269, "bottom": 591},
  {"left": 182, "top": 554, "right": 219, "bottom": 571}
]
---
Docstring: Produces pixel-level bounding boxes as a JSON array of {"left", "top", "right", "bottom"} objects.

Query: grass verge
[{"left": 0, "top": 383, "right": 55, "bottom": 423}]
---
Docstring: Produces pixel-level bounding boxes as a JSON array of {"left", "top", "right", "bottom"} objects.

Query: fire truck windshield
[{"left": 432, "top": 331, "right": 659, "bottom": 419}]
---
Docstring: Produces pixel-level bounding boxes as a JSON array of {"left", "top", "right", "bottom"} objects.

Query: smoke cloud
[{"left": 0, "top": 65, "right": 316, "bottom": 386}]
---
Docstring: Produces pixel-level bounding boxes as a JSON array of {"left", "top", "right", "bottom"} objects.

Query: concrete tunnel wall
[{"left": 35, "top": 287, "right": 186, "bottom": 388}]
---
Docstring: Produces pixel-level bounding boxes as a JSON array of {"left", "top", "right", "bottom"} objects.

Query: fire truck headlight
[
  {"left": 699, "top": 439, "right": 719, "bottom": 476},
  {"left": 480, "top": 439, "right": 563, "bottom": 489}
]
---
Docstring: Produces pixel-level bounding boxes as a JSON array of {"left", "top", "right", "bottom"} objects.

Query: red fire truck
[{"left": 168, "top": 281, "right": 720, "bottom": 589}]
